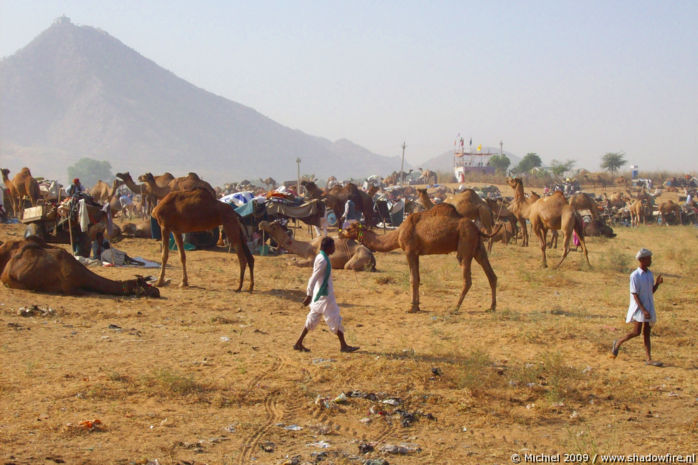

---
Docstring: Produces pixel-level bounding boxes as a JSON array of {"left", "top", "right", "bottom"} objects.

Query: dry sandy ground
[{"left": 0, "top": 186, "right": 696, "bottom": 465}]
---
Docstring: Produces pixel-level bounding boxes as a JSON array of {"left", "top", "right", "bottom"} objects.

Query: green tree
[
  {"left": 600, "top": 152, "right": 626, "bottom": 175},
  {"left": 488, "top": 154, "right": 511, "bottom": 174},
  {"left": 513, "top": 153, "right": 542, "bottom": 174},
  {"left": 67, "top": 158, "right": 114, "bottom": 188},
  {"left": 550, "top": 159, "right": 576, "bottom": 178}
]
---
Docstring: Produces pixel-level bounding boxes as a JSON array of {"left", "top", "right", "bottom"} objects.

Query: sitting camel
[
  {"left": 122, "top": 220, "right": 152, "bottom": 238},
  {"left": 258, "top": 220, "right": 375, "bottom": 271},
  {"left": 340, "top": 203, "right": 498, "bottom": 313},
  {"left": 152, "top": 188, "right": 254, "bottom": 291},
  {"left": 416, "top": 188, "right": 435, "bottom": 210},
  {"left": 529, "top": 191, "right": 590, "bottom": 268},
  {"left": 0, "top": 237, "right": 159, "bottom": 297},
  {"left": 302, "top": 181, "right": 376, "bottom": 227}
]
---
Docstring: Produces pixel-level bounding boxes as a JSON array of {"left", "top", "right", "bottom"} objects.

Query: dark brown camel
[{"left": 0, "top": 237, "right": 159, "bottom": 297}]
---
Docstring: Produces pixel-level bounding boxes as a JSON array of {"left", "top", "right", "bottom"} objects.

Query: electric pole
[{"left": 400, "top": 141, "right": 406, "bottom": 186}]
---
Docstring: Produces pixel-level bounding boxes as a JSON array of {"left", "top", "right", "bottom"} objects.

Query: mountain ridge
[{"left": 0, "top": 17, "right": 404, "bottom": 185}]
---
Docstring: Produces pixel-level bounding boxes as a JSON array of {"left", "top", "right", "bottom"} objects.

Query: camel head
[
  {"left": 506, "top": 177, "right": 521, "bottom": 189},
  {"left": 339, "top": 222, "right": 363, "bottom": 241},
  {"left": 133, "top": 276, "right": 160, "bottom": 298},
  {"left": 1, "top": 168, "right": 9, "bottom": 179},
  {"left": 115, "top": 172, "right": 132, "bottom": 182},
  {"left": 258, "top": 221, "right": 292, "bottom": 247},
  {"left": 138, "top": 172, "right": 155, "bottom": 184}
]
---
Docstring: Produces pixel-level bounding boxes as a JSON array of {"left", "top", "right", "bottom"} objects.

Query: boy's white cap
[{"left": 636, "top": 248, "right": 652, "bottom": 259}]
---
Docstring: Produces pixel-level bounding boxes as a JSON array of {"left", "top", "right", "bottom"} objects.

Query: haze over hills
[{"left": 0, "top": 17, "right": 405, "bottom": 185}]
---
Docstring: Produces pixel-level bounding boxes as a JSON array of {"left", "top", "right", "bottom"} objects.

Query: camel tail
[
  {"left": 573, "top": 212, "right": 585, "bottom": 241},
  {"left": 479, "top": 223, "right": 503, "bottom": 239}
]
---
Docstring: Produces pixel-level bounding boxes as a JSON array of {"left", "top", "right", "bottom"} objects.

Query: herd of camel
[{"left": 0, "top": 165, "right": 688, "bottom": 313}]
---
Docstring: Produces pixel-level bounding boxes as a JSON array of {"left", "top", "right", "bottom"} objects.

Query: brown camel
[
  {"left": 5, "top": 167, "right": 40, "bottom": 215},
  {"left": 340, "top": 203, "right": 498, "bottom": 313},
  {"left": 448, "top": 189, "right": 495, "bottom": 249},
  {"left": 122, "top": 220, "right": 152, "bottom": 238},
  {"left": 627, "top": 199, "right": 647, "bottom": 227},
  {"left": 417, "top": 188, "right": 435, "bottom": 210},
  {"left": 658, "top": 200, "right": 681, "bottom": 225},
  {"left": 258, "top": 220, "right": 375, "bottom": 271},
  {"left": 1, "top": 168, "right": 20, "bottom": 216},
  {"left": 506, "top": 177, "right": 539, "bottom": 246},
  {"left": 152, "top": 188, "right": 254, "bottom": 291},
  {"left": 302, "top": 181, "right": 376, "bottom": 227},
  {"left": 366, "top": 184, "right": 380, "bottom": 199},
  {"left": 570, "top": 193, "right": 600, "bottom": 219},
  {"left": 529, "top": 191, "right": 590, "bottom": 268},
  {"left": 0, "top": 237, "right": 159, "bottom": 297},
  {"left": 89, "top": 179, "right": 123, "bottom": 204},
  {"left": 418, "top": 169, "right": 438, "bottom": 185}
]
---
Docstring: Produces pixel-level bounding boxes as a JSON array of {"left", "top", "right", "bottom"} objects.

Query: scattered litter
[
  {"left": 551, "top": 402, "right": 565, "bottom": 408},
  {"left": 431, "top": 367, "right": 442, "bottom": 376},
  {"left": 223, "top": 424, "right": 236, "bottom": 433},
  {"left": 462, "top": 426, "right": 468, "bottom": 432},
  {"left": 358, "top": 442, "right": 375, "bottom": 454},
  {"left": 284, "top": 424, "right": 303, "bottom": 431},
  {"left": 369, "top": 405, "right": 387, "bottom": 416},
  {"left": 364, "top": 459, "right": 389, "bottom": 465},
  {"left": 381, "top": 398, "right": 400, "bottom": 406},
  {"left": 76, "top": 419, "right": 103, "bottom": 431},
  {"left": 334, "top": 393, "right": 349, "bottom": 404},
  {"left": 260, "top": 441, "right": 275, "bottom": 452},
  {"left": 359, "top": 417, "right": 372, "bottom": 424},
  {"left": 526, "top": 403, "right": 535, "bottom": 410},
  {"left": 312, "top": 358, "right": 336, "bottom": 365},
  {"left": 280, "top": 456, "right": 302, "bottom": 465},
  {"left": 108, "top": 324, "right": 122, "bottom": 330},
  {"left": 306, "top": 440, "right": 331, "bottom": 449},
  {"left": 17, "top": 305, "right": 56, "bottom": 317},
  {"left": 395, "top": 409, "right": 417, "bottom": 427},
  {"left": 582, "top": 366, "right": 592, "bottom": 374},
  {"left": 379, "top": 443, "right": 421, "bottom": 455},
  {"left": 570, "top": 411, "right": 579, "bottom": 419},
  {"left": 220, "top": 336, "right": 231, "bottom": 342},
  {"left": 347, "top": 390, "right": 378, "bottom": 401}
]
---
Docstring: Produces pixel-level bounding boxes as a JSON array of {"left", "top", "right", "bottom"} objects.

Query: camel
[
  {"left": 447, "top": 189, "right": 495, "bottom": 249},
  {"left": 116, "top": 172, "right": 156, "bottom": 200},
  {"left": 340, "top": 203, "right": 498, "bottom": 313},
  {"left": 602, "top": 191, "right": 629, "bottom": 210},
  {"left": 1, "top": 168, "right": 20, "bottom": 217},
  {"left": 418, "top": 169, "right": 437, "bottom": 185},
  {"left": 366, "top": 184, "right": 380, "bottom": 199},
  {"left": 162, "top": 172, "right": 216, "bottom": 198},
  {"left": 259, "top": 177, "right": 277, "bottom": 190},
  {"left": 627, "top": 199, "right": 647, "bottom": 227},
  {"left": 12, "top": 167, "right": 40, "bottom": 209},
  {"left": 658, "top": 200, "right": 681, "bottom": 225},
  {"left": 302, "top": 181, "right": 376, "bottom": 227},
  {"left": 506, "top": 177, "right": 539, "bottom": 247},
  {"left": 89, "top": 179, "right": 123, "bottom": 204},
  {"left": 152, "top": 188, "right": 254, "bottom": 291},
  {"left": 0, "top": 237, "right": 159, "bottom": 297},
  {"left": 417, "top": 188, "right": 435, "bottom": 210},
  {"left": 528, "top": 191, "right": 590, "bottom": 268},
  {"left": 570, "top": 193, "right": 600, "bottom": 219},
  {"left": 122, "top": 220, "right": 152, "bottom": 238},
  {"left": 258, "top": 220, "right": 375, "bottom": 271},
  {"left": 615, "top": 176, "right": 628, "bottom": 187},
  {"left": 580, "top": 171, "right": 609, "bottom": 190}
]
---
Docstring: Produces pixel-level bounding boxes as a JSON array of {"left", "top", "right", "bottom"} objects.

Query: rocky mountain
[{"left": 0, "top": 17, "right": 403, "bottom": 185}]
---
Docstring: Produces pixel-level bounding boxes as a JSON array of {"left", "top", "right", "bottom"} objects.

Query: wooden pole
[{"left": 68, "top": 203, "right": 75, "bottom": 255}]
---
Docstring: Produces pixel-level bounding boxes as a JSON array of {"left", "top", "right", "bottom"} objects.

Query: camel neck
[{"left": 360, "top": 229, "right": 400, "bottom": 252}]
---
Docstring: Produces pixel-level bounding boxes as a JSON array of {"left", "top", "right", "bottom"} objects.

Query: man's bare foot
[
  {"left": 340, "top": 345, "right": 360, "bottom": 353},
  {"left": 293, "top": 344, "right": 310, "bottom": 352}
]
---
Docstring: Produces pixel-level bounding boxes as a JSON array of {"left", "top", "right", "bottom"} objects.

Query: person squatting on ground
[
  {"left": 611, "top": 248, "right": 664, "bottom": 366},
  {"left": 294, "top": 237, "right": 359, "bottom": 353}
]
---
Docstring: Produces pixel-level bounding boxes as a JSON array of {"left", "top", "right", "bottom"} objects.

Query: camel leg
[
  {"left": 223, "top": 220, "right": 254, "bottom": 292},
  {"left": 519, "top": 218, "right": 528, "bottom": 247},
  {"left": 407, "top": 253, "right": 420, "bottom": 313},
  {"left": 536, "top": 226, "right": 548, "bottom": 268},
  {"left": 172, "top": 232, "right": 188, "bottom": 287},
  {"left": 474, "top": 243, "right": 497, "bottom": 312},
  {"left": 454, "top": 254, "right": 473, "bottom": 313},
  {"left": 554, "top": 230, "right": 572, "bottom": 269},
  {"left": 155, "top": 227, "right": 170, "bottom": 286}
]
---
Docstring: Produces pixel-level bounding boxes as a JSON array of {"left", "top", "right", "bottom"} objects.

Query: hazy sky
[{"left": 1, "top": 0, "right": 696, "bottom": 171}]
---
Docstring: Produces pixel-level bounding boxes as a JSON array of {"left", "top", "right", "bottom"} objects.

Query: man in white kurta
[
  {"left": 611, "top": 248, "right": 663, "bottom": 365},
  {"left": 294, "top": 237, "right": 359, "bottom": 353}
]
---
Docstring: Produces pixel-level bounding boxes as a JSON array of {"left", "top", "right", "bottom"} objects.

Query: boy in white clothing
[
  {"left": 611, "top": 248, "right": 663, "bottom": 366},
  {"left": 294, "top": 237, "right": 359, "bottom": 353}
]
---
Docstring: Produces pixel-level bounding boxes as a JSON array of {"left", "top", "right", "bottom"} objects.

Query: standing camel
[
  {"left": 529, "top": 191, "right": 590, "bottom": 268},
  {"left": 1, "top": 168, "right": 20, "bottom": 217},
  {"left": 340, "top": 203, "right": 497, "bottom": 313},
  {"left": 506, "top": 177, "right": 540, "bottom": 246},
  {"left": 152, "top": 188, "right": 254, "bottom": 291},
  {"left": 90, "top": 179, "right": 124, "bottom": 204}
]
